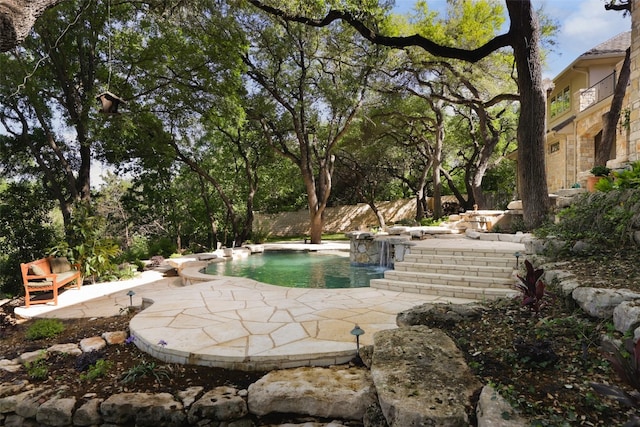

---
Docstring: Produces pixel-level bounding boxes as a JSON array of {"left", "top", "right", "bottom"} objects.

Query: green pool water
[{"left": 204, "top": 251, "right": 387, "bottom": 288}]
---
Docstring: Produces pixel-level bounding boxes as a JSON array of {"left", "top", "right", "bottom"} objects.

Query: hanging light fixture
[
  {"left": 96, "top": 91, "right": 125, "bottom": 114},
  {"left": 97, "top": 0, "right": 125, "bottom": 115}
]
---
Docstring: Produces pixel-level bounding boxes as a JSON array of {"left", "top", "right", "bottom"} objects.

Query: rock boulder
[
  {"left": 572, "top": 287, "right": 640, "bottom": 318},
  {"left": 370, "top": 326, "right": 481, "bottom": 427},
  {"left": 247, "top": 366, "right": 376, "bottom": 420}
]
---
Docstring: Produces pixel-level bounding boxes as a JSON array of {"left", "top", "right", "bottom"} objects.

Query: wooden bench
[{"left": 20, "top": 257, "right": 82, "bottom": 307}]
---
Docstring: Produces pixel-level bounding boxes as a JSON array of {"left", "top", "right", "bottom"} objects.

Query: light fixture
[
  {"left": 514, "top": 251, "right": 521, "bottom": 268},
  {"left": 350, "top": 325, "right": 365, "bottom": 357},
  {"left": 97, "top": 91, "right": 125, "bottom": 114},
  {"left": 126, "top": 290, "right": 135, "bottom": 307}
]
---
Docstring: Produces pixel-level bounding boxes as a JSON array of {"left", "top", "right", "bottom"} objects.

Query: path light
[
  {"left": 350, "top": 325, "right": 365, "bottom": 357},
  {"left": 127, "top": 290, "right": 135, "bottom": 307},
  {"left": 514, "top": 251, "right": 521, "bottom": 269}
]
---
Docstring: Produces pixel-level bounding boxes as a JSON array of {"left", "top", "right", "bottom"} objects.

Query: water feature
[
  {"left": 204, "top": 251, "right": 387, "bottom": 288},
  {"left": 378, "top": 239, "right": 392, "bottom": 268}
]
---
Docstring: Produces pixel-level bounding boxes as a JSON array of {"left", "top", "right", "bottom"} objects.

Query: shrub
[
  {"left": 591, "top": 337, "right": 640, "bottom": 425},
  {"left": 121, "top": 360, "right": 169, "bottom": 384},
  {"left": 251, "top": 219, "right": 272, "bottom": 244},
  {"left": 75, "top": 350, "right": 104, "bottom": 372},
  {"left": 25, "top": 354, "right": 49, "bottom": 380},
  {"left": 80, "top": 359, "right": 113, "bottom": 381},
  {"left": 515, "top": 260, "right": 553, "bottom": 314},
  {"left": 591, "top": 165, "right": 611, "bottom": 176},
  {"left": 535, "top": 189, "right": 640, "bottom": 249},
  {"left": 25, "top": 319, "right": 65, "bottom": 340}
]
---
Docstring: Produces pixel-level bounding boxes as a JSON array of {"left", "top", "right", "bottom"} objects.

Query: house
[{"left": 545, "top": 31, "right": 631, "bottom": 192}]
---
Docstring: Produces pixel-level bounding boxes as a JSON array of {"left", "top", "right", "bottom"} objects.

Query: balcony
[{"left": 579, "top": 72, "right": 615, "bottom": 112}]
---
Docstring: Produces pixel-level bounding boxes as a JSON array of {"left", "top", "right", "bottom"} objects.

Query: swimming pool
[{"left": 203, "top": 251, "right": 387, "bottom": 288}]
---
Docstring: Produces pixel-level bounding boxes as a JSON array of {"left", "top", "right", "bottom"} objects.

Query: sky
[{"left": 392, "top": 0, "right": 631, "bottom": 78}]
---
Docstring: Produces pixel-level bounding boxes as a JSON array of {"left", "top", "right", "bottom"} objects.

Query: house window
[
  {"left": 548, "top": 142, "right": 560, "bottom": 154},
  {"left": 550, "top": 86, "right": 570, "bottom": 118}
]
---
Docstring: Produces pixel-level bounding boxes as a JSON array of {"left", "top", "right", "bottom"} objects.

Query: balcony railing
[{"left": 579, "top": 72, "right": 615, "bottom": 112}]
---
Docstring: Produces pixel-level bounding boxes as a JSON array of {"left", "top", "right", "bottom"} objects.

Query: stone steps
[
  {"left": 370, "top": 242, "right": 520, "bottom": 301},
  {"left": 403, "top": 254, "right": 515, "bottom": 268}
]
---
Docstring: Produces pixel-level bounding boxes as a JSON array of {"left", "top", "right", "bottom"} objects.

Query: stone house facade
[{"left": 545, "top": 30, "right": 632, "bottom": 193}]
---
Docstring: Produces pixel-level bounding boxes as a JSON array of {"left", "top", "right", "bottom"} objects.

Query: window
[
  {"left": 549, "top": 86, "right": 570, "bottom": 118},
  {"left": 548, "top": 142, "right": 560, "bottom": 154}
]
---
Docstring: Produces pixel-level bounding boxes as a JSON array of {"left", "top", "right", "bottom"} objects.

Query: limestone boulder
[
  {"left": 187, "top": 386, "right": 248, "bottom": 424},
  {"left": 36, "top": 397, "right": 75, "bottom": 426},
  {"left": 79, "top": 336, "right": 106, "bottom": 353},
  {"left": 370, "top": 326, "right": 481, "bottom": 427},
  {"left": 476, "top": 385, "right": 527, "bottom": 427},
  {"left": 396, "top": 303, "right": 483, "bottom": 327},
  {"left": 572, "top": 287, "right": 640, "bottom": 319},
  {"left": 73, "top": 398, "right": 103, "bottom": 426},
  {"left": 47, "top": 343, "right": 82, "bottom": 356},
  {"left": 100, "top": 392, "right": 185, "bottom": 426},
  {"left": 613, "top": 300, "right": 640, "bottom": 332},
  {"left": 247, "top": 366, "right": 376, "bottom": 420},
  {"left": 102, "top": 331, "right": 127, "bottom": 345}
]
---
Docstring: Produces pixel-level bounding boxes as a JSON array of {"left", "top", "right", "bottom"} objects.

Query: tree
[
  {"left": 239, "top": 9, "right": 386, "bottom": 242},
  {"left": 0, "top": 0, "right": 65, "bottom": 52},
  {"left": 597, "top": 0, "right": 632, "bottom": 167},
  {"left": 0, "top": 0, "right": 108, "bottom": 233},
  {"left": 0, "top": 180, "right": 58, "bottom": 295},
  {"left": 248, "top": 0, "right": 550, "bottom": 229}
]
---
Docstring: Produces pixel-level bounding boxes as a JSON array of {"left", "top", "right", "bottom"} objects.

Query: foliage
[
  {"left": 591, "top": 337, "right": 640, "bottom": 426},
  {"left": 75, "top": 350, "right": 105, "bottom": 372},
  {"left": 25, "top": 354, "right": 49, "bottom": 380},
  {"left": 515, "top": 260, "right": 551, "bottom": 313},
  {"left": 0, "top": 181, "right": 59, "bottom": 296},
  {"left": 591, "top": 166, "right": 612, "bottom": 176},
  {"left": 535, "top": 190, "right": 640, "bottom": 250},
  {"left": 597, "top": 162, "right": 640, "bottom": 191},
  {"left": 25, "top": 319, "right": 65, "bottom": 340},
  {"left": 147, "top": 237, "right": 177, "bottom": 259},
  {"left": 80, "top": 359, "right": 113, "bottom": 382},
  {"left": 50, "top": 204, "right": 121, "bottom": 283},
  {"left": 121, "top": 360, "right": 170, "bottom": 384}
]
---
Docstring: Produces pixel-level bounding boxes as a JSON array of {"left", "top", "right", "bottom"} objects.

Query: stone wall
[{"left": 254, "top": 199, "right": 417, "bottom": 237}]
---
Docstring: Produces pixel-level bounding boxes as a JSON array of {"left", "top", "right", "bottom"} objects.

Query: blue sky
[{"left": 392, "top": 0, "right": 631, "bottom": 78}]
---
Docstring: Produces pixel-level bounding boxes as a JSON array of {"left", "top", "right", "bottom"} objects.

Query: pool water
[{"left": 204, "top": 251, "right": 387, "bottom": 288}]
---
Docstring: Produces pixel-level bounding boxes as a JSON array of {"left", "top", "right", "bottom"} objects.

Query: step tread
[
  {"left": 384, "top": 270, "right": 513, "bottom": 286},
  {"left": 370, "top": 278, "right": 517, "bottom": 300},
  {"left": 395, "top": 262, "right": 514, "bottom": 273},
  {"left": 403, "top": 254, "right": 516, "bottom": 266}
]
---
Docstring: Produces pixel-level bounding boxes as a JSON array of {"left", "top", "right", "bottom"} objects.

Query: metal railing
[{"left": 579, "top": 72, "right": 615, "bottom": 111}]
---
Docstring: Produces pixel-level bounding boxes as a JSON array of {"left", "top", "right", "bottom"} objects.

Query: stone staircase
[{"left": 370, "top": 243, "right": 520, "bottom": 301}]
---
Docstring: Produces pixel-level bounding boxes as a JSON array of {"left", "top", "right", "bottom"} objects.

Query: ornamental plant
[
  {"left": 25, "top": 319, "right": 65, "bottom": 340},
  {"left": 591, "top": 337, "right": 640, "bottom": 426},
  {"left": 515, "top": 260, "right": 551, "bottom": 314},
  {"left": 592, "top": 337, "right": 640, "bottom": 405}
]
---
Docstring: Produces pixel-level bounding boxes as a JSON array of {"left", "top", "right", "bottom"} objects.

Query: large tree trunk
[
  {"left": 506, "top": 0, "right": 550, "bottom": 229},
  {"left": 597, "top": 47, "right": 631, "bottom": 167},
  {"left": 0, "top": 0, "right": 66, "bottom": 51},
  {"left": 368, "top": 201, "right": 386, "bottom": 230}
]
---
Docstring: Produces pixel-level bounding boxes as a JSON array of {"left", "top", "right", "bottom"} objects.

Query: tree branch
[{"left": 246, "top": 0, "right": 513, "bottom": 63}]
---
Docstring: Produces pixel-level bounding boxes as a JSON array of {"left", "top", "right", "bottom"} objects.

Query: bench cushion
[
  {"left": 27, "top": 279, "right": 54, "bottom": 287},
  {"left": 29, "top": 264, "right": 47, "bottom": 276},
  {"left": 50, "top": 257, "right": 72, "bottom": 273},
  {"left": 56, "top": 270, "right": 79, "bottom": 283}
]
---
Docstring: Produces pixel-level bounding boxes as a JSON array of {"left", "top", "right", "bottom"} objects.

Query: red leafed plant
[
  {"left": 591, "top": 337, "right": 640, "bottom": 426},
  {"left": 515, "top": 259, "right": 551, "bottom": 314}
]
